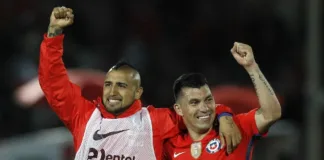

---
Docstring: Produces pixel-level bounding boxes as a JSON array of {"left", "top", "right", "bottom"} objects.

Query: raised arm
[
  {"left": 230, "top": 42, "right": 281, "bottom": 134},
  {"left": 39, "top": 7, "right": 93, "bottom": 132}
]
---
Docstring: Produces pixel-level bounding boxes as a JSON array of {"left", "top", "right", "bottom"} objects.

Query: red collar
[{"left": 94, "top": 97, "right": 142, "bottom": 118}]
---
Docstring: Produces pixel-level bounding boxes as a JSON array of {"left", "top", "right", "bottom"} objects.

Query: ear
[
  {"left": 135, "top": 87, "right": 143, "bottom": 99},
  {"left": 173, "top": 103, "right": 183, "bottom": 116}
]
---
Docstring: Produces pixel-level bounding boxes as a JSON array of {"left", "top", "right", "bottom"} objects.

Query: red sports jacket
[{"left": 39, "top": 34, "right": 232, "bottom": 160}]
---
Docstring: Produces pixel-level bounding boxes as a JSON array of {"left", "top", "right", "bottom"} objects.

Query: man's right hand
[{"left": 48, "top": 6, "right": 74, "bottom": 37}]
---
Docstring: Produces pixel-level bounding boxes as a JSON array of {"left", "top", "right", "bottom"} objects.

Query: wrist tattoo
[{"left": 47, "top": 27, "right": 63, "bottom": 37}]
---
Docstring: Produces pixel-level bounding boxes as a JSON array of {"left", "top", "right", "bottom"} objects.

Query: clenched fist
[
  {"left": 230, "top": 42, "right": 256, "bottom": 68},
  {"left": 48, "top": 6, "right": 74, "bottom": 37},
  {"left": 50, "top": 6, "right": 74, "bottom": 28}
]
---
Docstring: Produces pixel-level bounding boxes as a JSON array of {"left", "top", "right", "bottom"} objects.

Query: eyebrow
[
  {"left": 104, "top": 81, "right": 128, "bottom": 85},
  {"left": 117, "top": 82, "right": 127, "bottom": 86},
  {"left": 189, "top": 98, "right": 200, "bottom": 102},
  {"left": 205, "top": 94, "right": 213, "bottom": 100}
]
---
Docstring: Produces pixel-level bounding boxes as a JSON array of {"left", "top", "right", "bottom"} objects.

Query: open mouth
[
  {"left": 197, "top": 113, "right": 211, "bottom": 120},
  {"left": 107, "top": 98, "right": 122, "bottom": 106}
]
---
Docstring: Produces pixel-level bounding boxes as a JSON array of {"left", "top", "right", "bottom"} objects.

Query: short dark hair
[
  {"left": 173, "top": 73, "right": 208, "bottom": 100},
  {"left": 111, "top": 60, "right": 138, "bottom": 71}
]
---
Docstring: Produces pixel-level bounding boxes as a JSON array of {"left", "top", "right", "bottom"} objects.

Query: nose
[
  {"left": 199, "top": 104, "right": 210, "bottom": 112},
  {"left": 109, "top": 85, "right": 118, "bottom": 96}
]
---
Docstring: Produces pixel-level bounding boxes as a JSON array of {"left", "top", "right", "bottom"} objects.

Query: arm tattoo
[
  {"left": 250, "top": 74, "right": 260, "bottom": 98},
  {"left": 250, "top": 74, "right": 256, "bottom": 89},
  {"left": 47, "top": 26, "right": 63, "bottom": 37},
  {"left": 224, "top": 116, "right": 235, "bottom": 128},
  {"left": 256, "top": 108, "right": 262, "bottom": 115},
  {"left": 257, "top": 71, "right": 275, "bottom": 95},
  {"left": 250, "top": 72, "right": 275, "bottom": 96}
]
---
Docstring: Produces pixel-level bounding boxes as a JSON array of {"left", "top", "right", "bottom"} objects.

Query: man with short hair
[
  {"left": 164, "top": 42, "right": 281, "bottom": 160},
  {"left": 39, "top": 6, "right": 241, "bottom": 160}
]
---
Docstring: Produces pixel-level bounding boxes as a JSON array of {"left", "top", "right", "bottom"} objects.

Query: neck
[{"left": 187, "top": 127, "right": 212, "bottom": 141}]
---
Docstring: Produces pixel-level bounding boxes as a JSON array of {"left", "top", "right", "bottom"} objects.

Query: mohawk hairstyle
[
  {"left": 109, "top": 60, "right": 142, "bottom": 86},
  {"left": 111, "top": 60, "right": 138, "bottom": 71},
  {"left": 173, "top": 73, "right": 209, "bottom": 101}
]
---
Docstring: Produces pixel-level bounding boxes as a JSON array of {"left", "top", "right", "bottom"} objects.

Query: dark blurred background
[{"left": 0, "top": 0, "right": 323, "bottom": 159}]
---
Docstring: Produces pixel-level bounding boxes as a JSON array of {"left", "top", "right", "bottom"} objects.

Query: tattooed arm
[
  {"left": 230, "top": 42, "right": 281, "bottom": 134},
  {"left": 47, "top": 26, "right": 63, "bottom": 37},
  {"left": 47, "top": 6, "right": 73, "bottom": 38},
  {"left": 246, "top": 63, "right": 281, "bottom": 133}
]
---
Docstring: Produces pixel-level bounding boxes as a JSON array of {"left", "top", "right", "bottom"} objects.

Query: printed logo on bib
[
  {"left": 206, "top": 138, "right": 221, "bottom": 154},
  {"left": 93, "top": 129, "right": 129, "bottom": 140},
  {"left": 88, "top": 148, "right": 135, "bottom": 160}
]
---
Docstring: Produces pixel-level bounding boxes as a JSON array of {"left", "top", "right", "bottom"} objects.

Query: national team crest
[
  {"left": 206, "top": 138, "right": 221, "bottom": 154},
  {"left": 190, "top": 142, "right": 202, "bottom": 159}
]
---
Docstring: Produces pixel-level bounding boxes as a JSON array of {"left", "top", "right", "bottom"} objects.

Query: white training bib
[{"left": 74, "top": 108, "right": 156, "bottom": 160}]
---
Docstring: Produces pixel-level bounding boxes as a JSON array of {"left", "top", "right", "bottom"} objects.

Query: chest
[
  {"left": 171, "top": 137, "right": 223, "bottom": 160},
  {"left": 171, "top": 136, "right": 252, "bottom": 160},
  {"left": 75, "top": 108, "right": 156, "bottom": 160}
]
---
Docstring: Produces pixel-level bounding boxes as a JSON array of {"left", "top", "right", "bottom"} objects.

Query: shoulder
[
  {"left": 233, "top": 108, "right": 266, "bottom": 137},
  {"left": 146, "top": 105, "right": 177, "bottom": 124},
  {"left": 147, "top": 105, "right": 175, "bottom": 117},
  {"left": 166, "top": 133, "right": 189, "bottom": 147},
  {"left": 234, "top": 108, "right": 258, "bottom": 121},
  {"left": 147, "top": 105, "right": 172, "bottom": 112}
]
